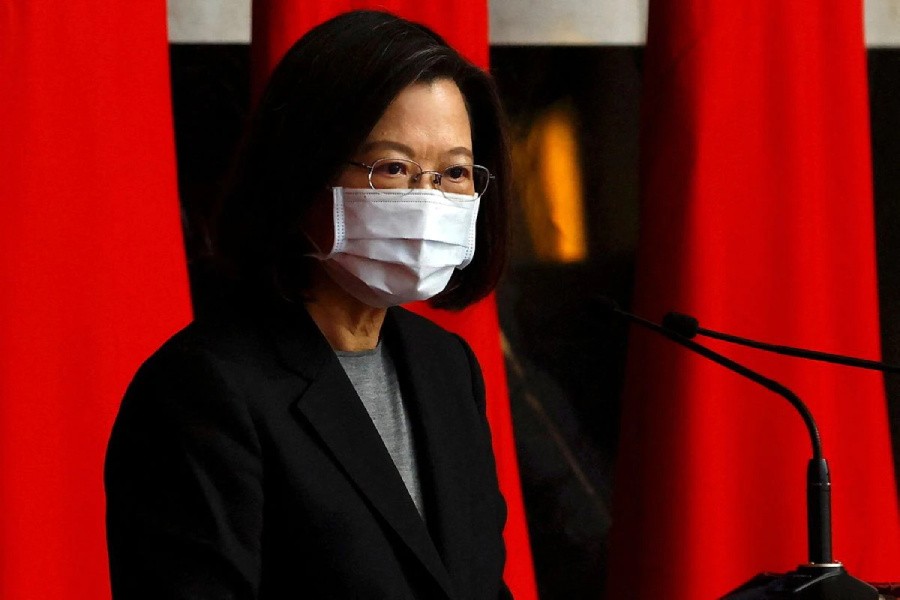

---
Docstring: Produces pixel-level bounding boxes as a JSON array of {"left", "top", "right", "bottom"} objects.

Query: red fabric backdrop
[
  {"left": 0, "top": 2, "right": 192, "bottom": 598},
  {"left": 251, "top": 3, "right": 536, "bottom": 598},
  {"left": 607, "top": 1, "right": 900, "bottom": 598}
]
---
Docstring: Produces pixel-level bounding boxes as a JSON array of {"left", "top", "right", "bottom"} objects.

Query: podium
[{"left": 723, "top": 570, "right": 899, "bottom": 599}]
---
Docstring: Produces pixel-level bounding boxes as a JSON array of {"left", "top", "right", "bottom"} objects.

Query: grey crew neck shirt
[{"left": 335, "top": 341, "right": 424, "bottom": 518}]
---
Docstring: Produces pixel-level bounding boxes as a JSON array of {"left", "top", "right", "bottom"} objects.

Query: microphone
[
  {"left": 600, "top": 298, "right": 879, "bottom": 599},
  {"left": 597, "top": 300, "right": 824, "bottom": 461},
  {"left": 662, "top": 310, "right": 900, "bottom": 374}
]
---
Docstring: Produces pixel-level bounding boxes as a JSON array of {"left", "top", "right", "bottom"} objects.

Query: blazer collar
[
  {"left": 261, "top": 299, "right": 330, "bottom": 380},
  {"left": 262, "top": 303, "right": 456, "bottom": 600}
]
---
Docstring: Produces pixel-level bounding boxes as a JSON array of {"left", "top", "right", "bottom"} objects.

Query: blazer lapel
[
  {"left": 383, "top": 309, "right": 477, "bottom": 589},
  {"left": 262, "top": 302, "right": 455, "bottom": 600}
]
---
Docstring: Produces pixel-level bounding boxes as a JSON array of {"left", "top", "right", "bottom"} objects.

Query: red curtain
[
  {"left": 251, "top": 3, "right": 537, "bottom": 598},
  {"left": 608, "top": 1, "right": 900, "bottom": 598},
  {"left": 0, "top": 2, "right": 191, "bottom": 599}
]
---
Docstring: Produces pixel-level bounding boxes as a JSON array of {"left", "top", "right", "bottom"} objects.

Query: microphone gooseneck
[
  {"left": 663, "top": 310, "right": 900, "bottom": 374},
  {"left": 609, "top": 304, "right": 824, "bottom": 461},
  {"left": 601, "top": 299, "right": 832, "bottom": 565}
]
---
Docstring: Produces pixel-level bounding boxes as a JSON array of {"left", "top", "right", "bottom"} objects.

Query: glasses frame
[{"left": 347, "top": 158, "right": 494, "bottom": 200}]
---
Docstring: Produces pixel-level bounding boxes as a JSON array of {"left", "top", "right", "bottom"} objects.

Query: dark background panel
[
  {"left": 490, "top": 46, "right": 642, "bottom": 599},
  {"left": 869, "top": 49, "right": 900, "bottom": 486},
  {"left": 169, "top": 44, "right": 251, "bottom": 315}
]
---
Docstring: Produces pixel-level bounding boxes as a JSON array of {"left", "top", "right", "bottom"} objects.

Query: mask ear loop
[
  {"left": 271, "top": 238, "right": 311, "bottom": 306},
  {"left": 301, "top": 231, "right": 328, "bottom": 258},
  {"left": 280, "top": 203, "right": 329, "bottom": 305},
  {"left": 299, "top": 186, "right": 342, "bottom": 259}
]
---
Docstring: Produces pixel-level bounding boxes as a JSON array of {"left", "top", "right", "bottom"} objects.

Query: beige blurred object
[
  {"left": 511, "top": 100, "right": 588, "bottom": 263},
  {"left": 490, "top": 0, "right": 648, "bottom": 45},
  {"left": 167, "top": 0, "right": 252, "bottom": 43},
  {"left": 866, "top": 0, "right": 900, "bottom": 46}
]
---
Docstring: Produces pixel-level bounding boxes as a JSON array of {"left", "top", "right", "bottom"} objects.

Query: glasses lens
[
  {"left": 441, "top": 164, "right": 491, "bottom": 199},
  {"left": 369, "top": 158, "right": 420, "bottom": 189},
  {"left": 367, "top": 159, "right": 491, "bottom": 199}
]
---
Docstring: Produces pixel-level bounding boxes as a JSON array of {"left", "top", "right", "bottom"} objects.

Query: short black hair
[{"left": 213, "top": 10, "right": 510, "bottom": 310}]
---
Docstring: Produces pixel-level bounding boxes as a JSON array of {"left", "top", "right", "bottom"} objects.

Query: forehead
[{"left": 360, "top": 79, "right": 473, "bottom": 158}]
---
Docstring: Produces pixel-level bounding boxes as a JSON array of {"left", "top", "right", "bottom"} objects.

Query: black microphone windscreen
[{"left": 662, "top": 312, "right": 700, "bottom": 338}]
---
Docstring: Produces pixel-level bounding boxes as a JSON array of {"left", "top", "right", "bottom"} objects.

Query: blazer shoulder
[
  {"left": 389, "top": 307, "right": 452, "bottom": 338},
  {"left": 122, "top": 312, "right": 298, "bottom": 421},
  {"left": 140, "top": 311, "right": 284, "bottom": 375}
]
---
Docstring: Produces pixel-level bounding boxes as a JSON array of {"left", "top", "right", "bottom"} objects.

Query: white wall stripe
[
  {"left": 167, "top": 0, "right": 900, "bottom": 47},
  {"left": 167, "top": 0, "right": 251, "bottom": 44}
]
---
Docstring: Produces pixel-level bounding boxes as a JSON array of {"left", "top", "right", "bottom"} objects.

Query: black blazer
[{"left": 105, "top": 303, "right": 511, "bottom": 599}]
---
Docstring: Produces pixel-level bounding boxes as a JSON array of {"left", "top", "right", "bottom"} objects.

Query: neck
[{"left": 304, "top": 267, "right": 387, "bottom": 352}]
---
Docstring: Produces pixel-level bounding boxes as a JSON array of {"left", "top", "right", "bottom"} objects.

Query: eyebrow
[
  {"left": 357, "top": 141, "right": 475, "bottom": 162},
  {"left": 445, "top": 146, "right": 475, "bottom": 161},
  {"left": 357, "top": 140, "right": 416, "bottom": 157}
]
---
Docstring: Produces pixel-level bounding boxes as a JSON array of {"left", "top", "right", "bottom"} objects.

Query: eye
[
  {"left": 444, "top": 165, "right": 472, "bottom": 182},
  {"left": 373, "top": 160, "right": 411, "bottom": 177}
]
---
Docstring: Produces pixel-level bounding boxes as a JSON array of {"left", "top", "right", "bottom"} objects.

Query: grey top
[{"left": 336, "top": 341, "right": 424, "bottom": 519}]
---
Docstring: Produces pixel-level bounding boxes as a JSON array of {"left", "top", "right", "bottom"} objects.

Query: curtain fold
[
  {"left": 608, "top": 1, "right": 900, "bottom": 598},
  {"left": 0, "top": 2, "right": 192, "bottom": 598}
]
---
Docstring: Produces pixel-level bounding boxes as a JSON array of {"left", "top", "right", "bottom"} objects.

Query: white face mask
[{"left": 308, "top": 187, "right": 481, "bottom": 308}]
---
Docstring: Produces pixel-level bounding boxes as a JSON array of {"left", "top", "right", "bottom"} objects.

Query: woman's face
[
  {"left": 342, "top": 78, "right": 474, "bottom": 188},
  {"left": 305, "top": 78, "right": 473, "bottom": 252}
]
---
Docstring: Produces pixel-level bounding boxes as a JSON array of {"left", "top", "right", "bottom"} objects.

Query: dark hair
[{"left": 213, "top": 10, "right": 510, "bottom": 310}]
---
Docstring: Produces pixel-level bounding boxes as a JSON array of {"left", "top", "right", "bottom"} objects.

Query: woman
[{"left": 105, "top": 10, "right": 513, "bottom": 600}]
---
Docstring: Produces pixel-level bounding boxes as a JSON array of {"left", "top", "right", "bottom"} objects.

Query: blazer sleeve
[
  {"left": 105, "top": 343, "right": 264, "bottom": 599},
  {"left": 454, "top": 334, "right": 515, "bottom": 600}
]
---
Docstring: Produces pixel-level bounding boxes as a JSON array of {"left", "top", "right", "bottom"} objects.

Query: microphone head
[{"left": 662, "top": 311, "right": 700, "bottom": 338}]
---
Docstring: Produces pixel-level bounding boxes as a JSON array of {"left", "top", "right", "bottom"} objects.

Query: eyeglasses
[{"left": 347, "top": 158, "right": 493, "bottom": 200}]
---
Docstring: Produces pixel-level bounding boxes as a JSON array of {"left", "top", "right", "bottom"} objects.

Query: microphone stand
[{"left": 607, "top": 304, "right": 878, "bottom": 599}]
